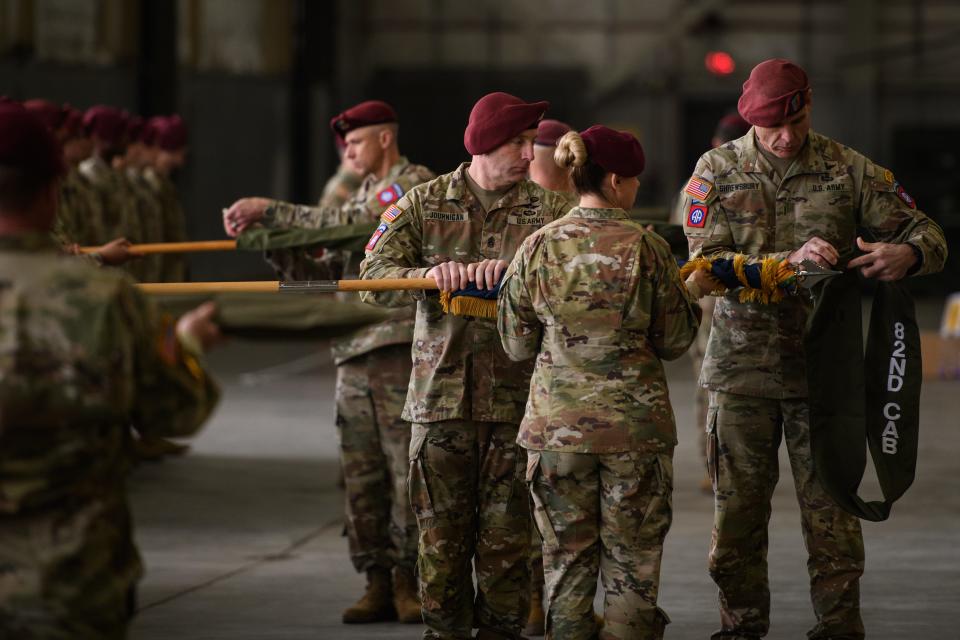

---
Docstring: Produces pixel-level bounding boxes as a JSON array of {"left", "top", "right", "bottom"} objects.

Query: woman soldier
[{"left": 497, "top": 126, "right": 708, "bottom": 639}]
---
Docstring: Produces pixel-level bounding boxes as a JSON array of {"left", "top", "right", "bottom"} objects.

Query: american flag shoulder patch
[
  {"left": 381, "top": 204, "right": 403, "bottom": 223},
  {"left": 684, "top": 176, "right": 714, "bottom": 201}
]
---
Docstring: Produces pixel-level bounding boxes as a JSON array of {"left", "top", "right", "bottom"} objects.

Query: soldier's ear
[
  {"left": 607, "top": 172, "right": 621, "bottom": 194},
  {"left": 378, "top": 126, "right": 394, "bottom": 150}
]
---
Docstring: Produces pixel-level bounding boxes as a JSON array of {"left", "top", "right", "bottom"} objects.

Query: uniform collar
[
  {"left": 566, "top": 206, "right": 628, "bottom": 220},
  {"left": 0, "top": 231, "right": 60, "bottom": 252},
  {"left": 445, "top": 162, "right": 540, "bottom": 210},
  {"left": 738, "top": 129, "right": 835, "bottom": 177}
]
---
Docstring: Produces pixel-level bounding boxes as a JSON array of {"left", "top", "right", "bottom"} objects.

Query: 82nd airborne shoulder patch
[
  {"left": 687, "top": 203, "right": 708, "bottom": 228},
  {"left": 376, "top": 182, "right": 405, "bottom": 206},
  {"left": 894, "top": 182, "right": 916, "bottom": 209}
]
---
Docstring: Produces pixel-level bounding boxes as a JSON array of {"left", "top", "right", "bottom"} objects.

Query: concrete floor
[{"left": 127, "top": 307, "right": 960, "bottom": 640}]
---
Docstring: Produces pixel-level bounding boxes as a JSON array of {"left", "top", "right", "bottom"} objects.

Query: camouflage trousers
[
  {"left": 528, "top": 449, "right": 673, "bottom": 640},
  {"left": 336, "top": 344, "right": 417, "bottom": 572},
  {"left": 408, "top": 420, "right": 531, "bottom": 640},
  {"left": 0, "top": 498, "right": 140, "bottom": 639},
  {"left": 706, "top": 391, "right": 865, "bottom": 639}
]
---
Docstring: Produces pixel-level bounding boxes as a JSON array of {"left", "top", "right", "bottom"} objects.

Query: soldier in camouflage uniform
[
  {"left": 499, "top": 126, "right": 704, "bottom": 640},
  {"left": 79, "top": 106, "right": 145, "bottom": 280},
  {"left": 677, "top": 59, "right": 948, "bottom": 640},
  {"left": 359, "top": 92, "right": 574, "bottom": 640},
  {"left": 225, "top": 101, "right": 434, "bottom": 625},
  {"left": 118, "top": 117, "right": 165, "bottom": 282},
  {"left": 22, "top": 101, "right": 136, "bottom": 270},
  {"left": 57, "top": 108, "right": 107, "bottom": 248},
  {"left": 144, "top": 115, "right": 190, "bottom": 283},
  {"left": 0, "top": 103, "right": 221, "bottom": 639}
]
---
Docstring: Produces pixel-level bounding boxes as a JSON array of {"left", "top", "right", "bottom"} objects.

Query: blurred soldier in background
[
  {"left": 0, "top": 102, "right": 221, "bottom": 639},
  {"left": 144, "top": 115, "right": 190, "bottom": 282},
  {"left": 23, "top": 99, "right": 134, "bottom": 268},
  {"left": 117, "top": 116, "right": 165, "bottom": 282},
  {"left": 529, "top": 119, "right": 576, "bottom": 198},
  {"left": 80, "top": 105, "right": 145, "bottom": 279}
]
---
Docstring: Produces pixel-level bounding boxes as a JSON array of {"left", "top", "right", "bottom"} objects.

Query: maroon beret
[
  {"left": 535, "top": 119, "right": 572, "bottom": 147},
  {"left": 61, "top": 104, "right": 83, "bottom": 137},
  {"left": 0, "top": 102, "right": 65, "bottom": 180},
  {"left": 83, "top": 105, "right": 128, "bottom": 145},
  {"left": 126, "top": 115, "right": 144, "bottom": 142},
  {"left": 580, "top": 125, "right": 645, "bottom": 177},
  {"left": 143, "top": 116, "right": 165, "bottom": 146},
  {"left": 155, "top": 115, "right": 189, "bottom": 151},
  {"left": 23, "top": 99, "right": 65, "bottom": 131},
  {"left": 738, "top": 59, "right": 810, "bottom": 127},
  {"left": 464, "top": 92, "right": 549, "bottom": 155},
  {"left": 330, "top": 100, "right": 397, "bottom": 140}
]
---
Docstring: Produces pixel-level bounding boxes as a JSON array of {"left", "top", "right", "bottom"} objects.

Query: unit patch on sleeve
[
  {"left": 684, "top": 176, "right": 714, "bottom": 201},
  {"left": 687, "top": 203, "right": 708, "bottom": 228},
  {"left": 365, "top": 221, "right": 389, "bottom": 251},
  {"left": 376, "top": 182, "right": 405, "bottom": 206},
  {"left": 381, "top": 204, "right": 403, "bottom": 223},
  {"left": 894, "top": 182, "right": 916, "bottom": 209}
]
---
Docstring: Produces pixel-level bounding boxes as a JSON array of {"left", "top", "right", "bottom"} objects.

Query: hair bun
[{"left": 554, "top": 131, "right": 587, "bottom": 169}]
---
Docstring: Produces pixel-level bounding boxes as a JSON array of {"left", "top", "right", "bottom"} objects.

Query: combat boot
[
  {"left": 342, "top": 567, "right": 396, "bottom": 623},
  {"left": 523, "top": 587, "right": 545, "bottom": 636},
  {"left": 392, "top": 566, "right": 422, "bottom": 623}
]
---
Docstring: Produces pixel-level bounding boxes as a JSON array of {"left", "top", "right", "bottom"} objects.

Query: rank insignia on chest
[
  {"left": 376, "top": 182, "right": 405, "bottom": 206},
  {"left": 894, "top": 182, "right": 916, "bottom": 209},
  {"left": 381, "top": 204, "right": 403, "bottom": 223},
  {"left": 365, "top": 221, "right": 389, "bottom": 251},
  {"left": 687, "top": 203, "right": 708, "bottom": 228},
  {"left": 684, "top": 176, "right": 714, "bottom": 201}
]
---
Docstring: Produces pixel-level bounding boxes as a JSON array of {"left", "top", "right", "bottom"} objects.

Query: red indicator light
[{"left": 705, "top": 51, "right": 736, "bottom": 76}]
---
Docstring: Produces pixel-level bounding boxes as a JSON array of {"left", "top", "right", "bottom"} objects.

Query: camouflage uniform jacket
[
  {"left": 263, "top": 157, "right": 435, "bottom": 365},
  {"left": 53, "top": 167, "right": 105, "bottom": 247},
  {"left": 498, "top": 207, "right": 701, "bottom": 453},
  {"left": 78, "top": 155, "right": 142, "bottom": 243},
  {"left": 358, "top": 162, "right": 574, "bottom": 424},
  {"left": 144, "top": 168, "right": 188, "bottom": 282},
  {"left": 126, "top": 167, "right": 166, "bottom": 282},
  {"left": 0, "top": 233, "right": 219, "bottom": 619},
  {"left": 678, "top": 129, "right": 948, "bottom": 399}
]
